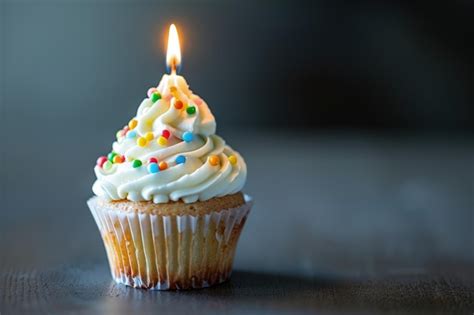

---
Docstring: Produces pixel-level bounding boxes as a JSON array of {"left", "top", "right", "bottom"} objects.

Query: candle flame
[{"left": 166, "top": 24, "right": 181, "bottom": 73}]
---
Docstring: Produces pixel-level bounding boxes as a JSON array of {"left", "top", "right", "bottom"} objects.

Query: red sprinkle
[
  {"left": 174, "top": 100, "right": 183, "bottom": 110},
  {"left": 162, "top": 129, "right": 170, "bottom": 139},
  {"left": 97, "top": 156, "right": 108, "bottom": 168},
  {"left": 149, "top": 157, "right": 158, "bottom": 164}
]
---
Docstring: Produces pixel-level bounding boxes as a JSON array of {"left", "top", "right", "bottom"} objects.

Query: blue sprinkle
[
  {"left": 182, "top": 131, "right": 194, "bottom": 143},
  {"left": 175, "top": 155, "right": 186, "bottom": 164},
  {"left": 148, "top": 163, "right": 159, "bottom": 174},
  {"left": 126, "top": 130, "right": 137, "bottom": 138}
]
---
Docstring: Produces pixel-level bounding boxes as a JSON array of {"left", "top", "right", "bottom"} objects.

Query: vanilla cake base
[{"left": 87, "top": 193, "right": 252, "bottom": 290}]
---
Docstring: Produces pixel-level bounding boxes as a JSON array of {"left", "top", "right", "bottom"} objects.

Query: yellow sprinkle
[
  {"left": 128, "top": 118, "right": 138, "bottom": 130},
  {"left": 169, "top": 86, "right": 180, "bottom": 99},
  {"left": 228, "top": 155, "right": 237, "bottom": 165},
  {"left": 145, "top": 132, "right": 154, "bottom": 141},
  {"left": 137, "top": 137, "right": 147, "bottom": 147},
  {"left": 157, "top": 136, "right": 168, "bottom": 146}
]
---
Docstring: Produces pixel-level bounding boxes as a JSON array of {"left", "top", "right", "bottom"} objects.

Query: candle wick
[{"left": 170, "top": 58, "right": 177, "bottom": 75}]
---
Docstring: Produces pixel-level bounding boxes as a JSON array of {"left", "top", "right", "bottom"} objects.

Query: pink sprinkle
[
  {"left": 193, "top": 96, "right": 203, "bottom": 106},
  {"left": 163, "top": 93, "right": 173, "bottom": 102},
  {"left": 147, "top": 87, "right": 158, "bottom": 98}
]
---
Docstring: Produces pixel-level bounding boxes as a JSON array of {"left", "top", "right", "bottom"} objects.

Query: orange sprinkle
[
  {"left": 209, "top": 155, "right": 220, "bottom": 166},
  {"left": 159, "top": 161, "right": 168, "bottom": 170},
  {"left": 113, "top": 155, "right": 124, "bottom": 164}
]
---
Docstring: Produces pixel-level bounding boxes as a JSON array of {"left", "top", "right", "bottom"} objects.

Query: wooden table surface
[{"left": 1, "top": 131, "right": 473, "bottom": 314}]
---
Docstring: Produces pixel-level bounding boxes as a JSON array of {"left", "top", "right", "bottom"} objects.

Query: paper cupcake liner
[{"left": 87, "top": 195, "right": 252, "bottom": 290}]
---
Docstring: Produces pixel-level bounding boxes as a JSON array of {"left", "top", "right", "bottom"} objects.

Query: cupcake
[{"left": 88, "top": 66, "right": 251, "bottom": 290}]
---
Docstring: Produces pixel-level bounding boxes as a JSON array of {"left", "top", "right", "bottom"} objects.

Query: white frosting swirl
[{"left": 93, "top": 74, "right": 247, "bottom": 203}]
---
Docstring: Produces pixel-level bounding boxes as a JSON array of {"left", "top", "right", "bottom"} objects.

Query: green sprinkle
[
  {"left": 103, "top": 161, "right": 113, "bottom": 171},
  {"left": 132, "top": 159, "right": 142, "bottom": 168},
  {"left": 186, "top": 106, "right": 196, "bottom": 115},
  {"left": 151, "top": 92, "right": 161, "bottom": 103},
  {"left": 107, "top": 152, "right": 117, "bottom": 162}
]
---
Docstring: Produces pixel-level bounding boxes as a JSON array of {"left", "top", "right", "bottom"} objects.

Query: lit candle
[
  {"left": 156, "top": 24, "right": 189, "bottom": 99},
  {"left": 166, "top": 24, "right": 181, "bottom": 74}
]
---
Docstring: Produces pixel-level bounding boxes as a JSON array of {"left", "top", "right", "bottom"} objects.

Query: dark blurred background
[
  {"left": 2, "top": 0, "right": 474, "bottom": 132},
  {"left": 1, "top": 0, "right": 473, "bottom": 289}
]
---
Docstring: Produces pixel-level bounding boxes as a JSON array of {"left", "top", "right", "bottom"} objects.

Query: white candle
[{"left": 156, "top": 24, "right": 191, "bottom": 102}]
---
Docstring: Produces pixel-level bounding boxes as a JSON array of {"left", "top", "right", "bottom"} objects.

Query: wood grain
[{"left": 1, "top": 267, "right": 473, "bottom": 314}]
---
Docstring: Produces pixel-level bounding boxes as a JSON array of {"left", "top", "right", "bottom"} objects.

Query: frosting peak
[{"left": 92, "top": 74, "right": 246, "bottom": 204}]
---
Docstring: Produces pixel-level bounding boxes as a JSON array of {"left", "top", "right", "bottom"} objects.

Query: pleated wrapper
[{"left": 87, "top": 195, "right": 252, "bottom": 290}]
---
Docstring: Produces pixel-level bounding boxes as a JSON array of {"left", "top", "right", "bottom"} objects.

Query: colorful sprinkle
[
  {"left": 186, "top": 106, "right": 196, "bottom": 115},
  {"left": 128, "top": 119, "right": 138, "bottom": 130},
  {"left": 170, "top": 86, "right": 180, "bottom": 98},
  {"left": 175, "top": 155, "right": 186, "bottom": 164},
  {"left": 132, "top": 159, "right": 142, "bottom": 168},
  {"left": 148, "top": 163, "right": 159, "bottom": 174},
  {"left": 159, "top": 161, "right": 168, "bottom": 170},
  {"left": 182, "top": 131, "right": 194, "bottom": 143},
  {"left": 228, "top": 155, "right": 237, "bottom": 165},
  {"left": 174, "top": 100, "right": 183, "bottom": 110},
  {"left": 123, "top": 126, "right": 130, "bottom": 133},
  {"left": 164, "top": 94, "right": 173, "bottom": 102},
  {"left": 147, "top": 87, "right": 157, "bottom": 97},
  {"left": 157, "top": 136, "right": 168, "bottom": 146},
  {"left": 103, "top": 160, "right": 113, "bottom": 171},
  {"left": 137, "top": 137, "right": 148, "bottom": 147},
  {"left": 116, "top": 130, "right": 124, "bottom": 140},
  {"left": 162, "top": 129, "right": 170, "bottom": 139},
  {"left": 149, "top": 157, "right": 158, "bottom": 164},
  {"left": 193, "top": 96, "right": 203, "bottom": 106},
  {"left": 208, "top": 155, "right": 220, "bottom": 166},
  {"left": 126, "top": 130, "right": 137, "bottom": 138},
  {"left": 113, "top": 155, "right": 124, "bottom": 164},
  {"left": 107, "top": 152, "right": 117, "bottom": 162},
  {"left": 145, "top": 132, "right": 154, "bottom": 141},
  {"left": 151, "top": 92, "right": 162, "bottom": 103},
  {"left": 97, "top": 156, "right": 108, "bottom": 168}
]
